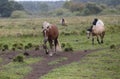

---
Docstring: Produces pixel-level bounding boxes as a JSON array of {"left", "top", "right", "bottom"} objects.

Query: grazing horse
[
  {"left": 86, "top": 18, "right": 105, "bottom": 45},
  {"left": 42, "top": 21, "right": 61, "bottom": 56}
]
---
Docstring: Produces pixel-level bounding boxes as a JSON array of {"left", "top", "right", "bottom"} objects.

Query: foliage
[
  {"left": 19, "top": 1, "right": 64, "bottom": 15},
  {"left": 13, "top": 55, "right": 24, "bottom": 62},
  {"left": 84, "top": 2, "right": 103, "bottom": 15},
  {"left": 0, "top": 0, "right": 24, "bottom": 17},
  {"left": 11, "top": 10, "right": 28, "bottom": 18},
  {"left": 73, "top": 0, "right": 120, "bottom": 7}
]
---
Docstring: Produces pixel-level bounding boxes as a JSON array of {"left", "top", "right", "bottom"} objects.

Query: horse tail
[{"left": 56, "top": 39, "right": 62, "bottom": 52}]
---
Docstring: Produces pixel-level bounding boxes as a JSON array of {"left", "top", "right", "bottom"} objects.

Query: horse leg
[
  {"left": 54, "top": 38, "right": 58, "bottom": 52},
  {"left": 48, "top": 39, "right": 54, "bottom": 56},
  {"left": 97, "top": 36, "right": 101, "bottom": 44},
  {"left": 101, "top": 32, "right": 105, "bottom": 44},
  {"left": 92, "top": 36, "right": 94, "bottom": 45},
  {"left": 43, "top": 38, "right": 49, "bottom": 54}
]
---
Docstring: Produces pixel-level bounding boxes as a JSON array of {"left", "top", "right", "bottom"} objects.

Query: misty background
[{"left": 0, "top": 0, "right": 120, "bottom": 18}]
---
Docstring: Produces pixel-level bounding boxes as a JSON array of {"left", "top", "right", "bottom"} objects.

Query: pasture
[{"left": 0, "top": 15, "right": 120, "bottom": 79}]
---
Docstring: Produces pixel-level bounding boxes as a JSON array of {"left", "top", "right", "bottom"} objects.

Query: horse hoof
[
  {"left": 49, "top": 53, "right": 53, "bottom": 56},
  {"left": 46, "top": 52, "right": 49, "bottom": 54},
  {"left": 45, "top": 50, "right": 49, "bottom": 54}
]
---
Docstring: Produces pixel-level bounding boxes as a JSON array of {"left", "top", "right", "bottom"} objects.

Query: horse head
[
  {"left": 42, "top": 21, "right": 51, "bottom": 42},
  {"left": 86, "top": 28, "right": 92, "bottom": 39}
]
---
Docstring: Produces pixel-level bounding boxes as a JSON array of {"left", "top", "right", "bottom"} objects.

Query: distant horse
[
  {"left": 86, "top": 18, "right": 105, "bottom": 45},
  {"left": 42, "top": 21, "right": 61, "bottom": 56},
  {"left": 60, "top": 18, "right": 67, "bottom": 26}
]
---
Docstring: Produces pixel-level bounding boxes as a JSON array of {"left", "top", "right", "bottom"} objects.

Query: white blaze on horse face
[
  {"left": 42, "top": 21, "right": 51, "bottom": 42},
  {"left": 44, "top": 30, "right": 48, "bottom": 42}
]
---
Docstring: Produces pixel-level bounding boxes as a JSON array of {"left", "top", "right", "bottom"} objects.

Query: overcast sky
[{"left": 15, "top": 0, "right": 67, "bottom": 1}]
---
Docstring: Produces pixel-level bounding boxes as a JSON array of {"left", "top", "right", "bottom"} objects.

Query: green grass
[
  {"left": 0, "top": 57, "right": 42, "bottom": 79},
  {"left": 48, "top": 57, "right": 67, "bottom": 65},
  {"left": 0, "top": 15, "right": 120, "bottom": 79},
  {"left": 0, "top": 15, "right": 119, "bottom": 51},
  {"left": 41, "top": 47, "right": 120, "bottom": 79}
]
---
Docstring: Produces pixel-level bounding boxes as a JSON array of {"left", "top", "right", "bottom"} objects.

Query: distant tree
[
  {"left": 0, "top": 0, "right": 24, "bottom": 17},
  {"left": 84, "top": 2, "right": 103, "bottom": 15},
  {"left": 63, "top": 1, "right": 85, "bottom": 12},
  {"left": 63, "top": 1, "right": 72, "bottom": 9},
  {"left": 70, "top": 2, "right": 85, "bottom": 12},
  {"left": 108, "top": 0, "right": 120, "bottom": 7},
  {"left": 11, "top": 10, "right": 28, "bottom": 18},
  {"left": 39, "top": 3, "right": 48, "bottom": 12}
]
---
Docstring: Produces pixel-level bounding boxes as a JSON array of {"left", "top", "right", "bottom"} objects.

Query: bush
[
  {"left": 12, "top": 47, "right": 16, "bottom": 51},
  {"left": 11, "top": 10, "right": 28, "bottom": 18},
  {"left": 55, "top": 9, "right": 64, "bottom": 16},
  {"left": 13, "top": 55, "right": 24, "bottom": 62},
  {"left": 13, "top": 43, "right": 23, "bottom": 50},
  {"left": 3, "top": 44, "right": 9, "bottom": 50},
  {"left": 63, "top": 43, "right": 73, "bottom": 52},
  {"left": 34, "top": 45, "right": 39, "bottom": 51},
  {"left": 24, "top": 45, "right": 29, "bottom": 50},
  {"left": 61, "top": 43, "right": 66, "bottom": 48},
  {"left": 110, "top": 44, "right": 116, "bottom": 49},
  {"left": 27, "top": 43, "right": 33, "bottom": 48}
]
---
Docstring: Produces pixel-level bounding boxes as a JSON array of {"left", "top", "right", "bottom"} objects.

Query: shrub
[
  {"left": 27, "top": 43, "right": 33, "bottom": 48},
  {"left": 35, "top": 45, "right": 39, "bottom": 51},
  {"left": 110, "top": 44, "right": 116, "bottom": 49},
  {"left": 64, "top": 43, "right": 73, "bottom": 52},
  {"left": 61, "top": 43, "right": 66, "bottom": 48},
  {"left": 24, "top": 45, "right": 29, "bottom": 50},
  {"left": 3, "top": 44, "right": 9, "bottom": 50},
  {"left": 13, "top": 43, "right": 17, "bottom": 47},
  {"left": 12, "top": 47, "right": 16, "bottom": 51},
  {"left": 11, "top": 10, "right": 28, "bottom": 18},
  {"left": 13, "top": 55, "right": 24, "bottom": 62},
  {"left": 13, "top": 43, "right": 23, "bottom": 50},
  {"left": 23, "top": 52, "right": 29, "bottom": 56}
]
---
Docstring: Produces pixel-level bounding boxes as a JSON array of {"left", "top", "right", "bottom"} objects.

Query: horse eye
[
  {"left": 42, "top": 26, "right": 43, "bottom": 29},
  {"left": 47, "top": 26, "right": 49, "bottom": 29}
]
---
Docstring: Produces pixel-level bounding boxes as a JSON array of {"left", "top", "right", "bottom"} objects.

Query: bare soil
[{"left": 0, "top": 48, "right": 107, "bottom": 79}]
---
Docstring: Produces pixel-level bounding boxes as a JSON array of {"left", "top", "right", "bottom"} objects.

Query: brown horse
[
  {"left": 42, "top": 21, "right": 61, "bottom": 56},
  {"left": 87, "top": 19, "right": 105, "bottom": 45}
]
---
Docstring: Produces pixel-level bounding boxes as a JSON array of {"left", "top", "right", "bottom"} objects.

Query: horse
[
  {"left": 42, "top": 21, "right": 61, "bottom": 56},
  {"left": 60, "top": 18, "right": 67, "bottom": 26},
  {"left": 86, "top": 18, "right": 105, "bottom": 45}
]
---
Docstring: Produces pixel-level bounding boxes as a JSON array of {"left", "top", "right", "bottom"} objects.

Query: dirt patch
[
  {"left": 0, "top": 51, "right": 20, "bottom": 67},
  {"left": 23, "top": 48, "right": 106, "bottom": 79},
  {"left": 0, "top": 47, "right": 108, "bottom": 79}
]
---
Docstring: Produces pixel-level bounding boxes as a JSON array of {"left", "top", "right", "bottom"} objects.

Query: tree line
[{"left": 0, "top": 0, "right": 24, "bottom": 17}]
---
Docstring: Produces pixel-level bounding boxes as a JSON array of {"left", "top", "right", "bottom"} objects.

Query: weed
[
  {"left": 3, "top": 44, "right": 9, "bottom": 50},
  {"left": 110, "top": 44, "right": 116, "bottom": 49},
  {"left": 13, "top": 55, "right": 24, "bottom": 62},
  {"left": 27, "top": 43, "right": 33, "bottom": 48},
  {"left": 64, "top": 43, "right": 73, "bottom": 52}
]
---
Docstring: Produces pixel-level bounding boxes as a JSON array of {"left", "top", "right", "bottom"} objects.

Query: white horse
[{"left": 87, "top": 18, "right": 105, "bottom": 45}]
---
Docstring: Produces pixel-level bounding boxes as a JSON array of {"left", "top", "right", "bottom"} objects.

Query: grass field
[
  {"left": 41, "top": 47, "right": 120, "bottom": 79},
  {"left": 0, "top": 15, "right": 120, "bottom": 79}
]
